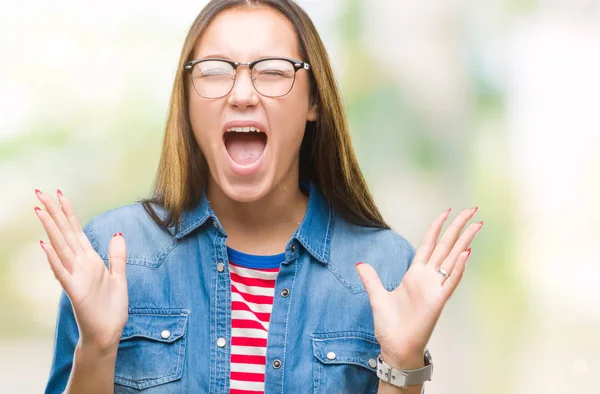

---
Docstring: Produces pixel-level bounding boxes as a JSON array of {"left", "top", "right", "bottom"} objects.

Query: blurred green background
[{"left": 1, "top": 0, "right": 599, "bottom": 392}]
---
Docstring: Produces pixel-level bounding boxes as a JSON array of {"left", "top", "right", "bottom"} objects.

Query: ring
[{"left": 437, "top": 267, "right": 449, "bottom": 278}]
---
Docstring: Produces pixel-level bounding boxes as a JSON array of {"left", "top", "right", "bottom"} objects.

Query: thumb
[
  {"left": 355, "top": 262, "right": 386, "bottom": 307},
  {"left": 108, "top": 232, "right": 127, "bottom": 278}
]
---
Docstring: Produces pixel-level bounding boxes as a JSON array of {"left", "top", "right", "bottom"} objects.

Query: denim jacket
[{"left": 45, "top": 185, "right": 415, "bottom": 393}]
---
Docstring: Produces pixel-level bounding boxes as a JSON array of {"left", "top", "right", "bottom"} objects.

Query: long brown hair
[{"left": 143, "top": 0, "right": 389, "bottom": 231}]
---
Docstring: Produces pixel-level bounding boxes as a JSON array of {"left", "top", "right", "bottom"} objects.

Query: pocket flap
[
  {"left": 311, "top": 332, "right": 380, "bottom": 370},
  {"left": 121, "top": 308, "right": 190, "bottom": 343}
]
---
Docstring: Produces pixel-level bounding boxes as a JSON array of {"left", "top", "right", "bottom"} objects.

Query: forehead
[{"left": 194, "top": 6, "right": 301, "bottom": 60}]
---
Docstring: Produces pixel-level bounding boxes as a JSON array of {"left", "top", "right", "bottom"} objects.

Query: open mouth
[{"left": 223, "top": 126, "right": 268, "bottom": 166}]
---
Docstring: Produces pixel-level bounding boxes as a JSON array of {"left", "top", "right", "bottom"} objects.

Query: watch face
[
  {"left": 424, "top": 349, "right": 432, "bottom": 364},
  {"left": 424, "top": 349, "right": 433, "bottom": 377}
]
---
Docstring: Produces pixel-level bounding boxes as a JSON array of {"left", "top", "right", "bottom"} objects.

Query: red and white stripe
[{"left": 229, "top": 261, "right": 280, "bottom": 394}]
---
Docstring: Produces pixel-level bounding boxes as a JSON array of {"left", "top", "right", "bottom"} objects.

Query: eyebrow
[{"left": 200, "top": 54, "right": 233, "bottom": 60}]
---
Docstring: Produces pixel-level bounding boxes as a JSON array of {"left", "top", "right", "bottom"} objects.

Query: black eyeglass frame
[{"left": 183, "top": 57, "right": 311, "bottom": 98}]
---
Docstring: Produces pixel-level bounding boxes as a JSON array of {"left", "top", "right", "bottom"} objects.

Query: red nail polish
[
  {"left": 113, "top": 232, "right": 123, "bottom": 237},
  {"left": 40, "top": 240, "right": 44, "bottom": 247},
  {"left": 57, "top": 189, "right": 63, "bottom": 196},
  {"left": 467, "top": 248, "right": 472, "bottom": 257},
  {"left": 34, "top": 206, "right": 41, "bottom": 213},
  {"left": 35, "top": 189, "right": 42, "bottom": 195},
  {"left": 472, "top": 206, "right": 479, "bottom": 214},
  {"left": 446, "top": 208, "right": 452, "bottom": 215},
  {"left": 474, "top": 222, "right": 483, "bottom": 235},
  {"left": 356, "top": 262, "right": 364, "bottom": 267}
]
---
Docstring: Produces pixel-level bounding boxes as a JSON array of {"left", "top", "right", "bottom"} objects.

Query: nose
[{"left": 227, "top": 67, "right": 259, "bottom": 108}]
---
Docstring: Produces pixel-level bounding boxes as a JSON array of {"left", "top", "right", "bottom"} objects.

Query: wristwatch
[{"left": 376, "top": 349, "right": 433, "bottom": 388}]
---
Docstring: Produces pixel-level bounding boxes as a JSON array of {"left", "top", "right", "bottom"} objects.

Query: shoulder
[
  {"left": 328, "top": 213, "right": 416, "bottom": 292},
  {"left": 83, "top": 202, "right": 175, "bottom": 265}
]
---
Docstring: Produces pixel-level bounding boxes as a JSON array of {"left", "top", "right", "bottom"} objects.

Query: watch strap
[{"left": 376, "top": 350, "right": 433, "bottom": 388}]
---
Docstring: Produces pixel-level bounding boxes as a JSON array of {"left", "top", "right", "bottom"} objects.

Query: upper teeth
[{"left": 227, "top": 126, "right": 262, "bottom": 133}]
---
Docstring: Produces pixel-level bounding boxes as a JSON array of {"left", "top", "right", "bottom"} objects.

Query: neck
[{"left": 206, "top": 177, "right": 309, "bottom": 255}]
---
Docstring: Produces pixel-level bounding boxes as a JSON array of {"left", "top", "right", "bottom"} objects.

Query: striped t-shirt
[{"left": 227, "top": 247, "right": 283, "bottom": 394}]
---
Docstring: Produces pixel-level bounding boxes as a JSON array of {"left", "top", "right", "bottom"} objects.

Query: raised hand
[
  {"left": 34, "top": 189, "right": 128, "bottom": 354},
  {"left": 356, "top": 207, "right": 483, "bottom": 368}
]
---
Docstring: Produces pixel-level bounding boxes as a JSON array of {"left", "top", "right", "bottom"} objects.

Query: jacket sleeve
[{"left": 44, "top": 219, "right": 97, "bottom": 394}]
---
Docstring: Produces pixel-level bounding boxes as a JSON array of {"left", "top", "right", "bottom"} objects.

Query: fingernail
[
  {"left": 356, "top": 262, "right": 364, "bottom": 267},
  {"left": 40, "top": 240, "right": 44, "bottom": 248},
  {"left": 475, "top": 221, "right": 484, "bottom": 234},
  {"left": 57, "top": 189, "right": 63, "bottom": 196},
  {"left": 467, "top": 248, "right": 472, "bottom": 257},
  {"left": 34, "top": 206, "right": 41, "bottom": 213},
  {"left": 113, "top": 232, "right": 123, "bottom": 237},
  {"left": 446, "top": 208, "right": 452, "bottom": 215},
  {"left": 472, "top": 206, "right": 479, "bottom": 214},
  {"left": 35, "top": 189, "right": 42, "bottom": 196}
]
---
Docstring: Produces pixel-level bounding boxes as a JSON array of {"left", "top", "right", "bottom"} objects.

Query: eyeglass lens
[{"left": 190, "top": 59, "right": 296, "bottom": 98}]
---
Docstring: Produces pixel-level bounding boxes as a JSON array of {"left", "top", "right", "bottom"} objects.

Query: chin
[{"left": 215, "top": 173, "right": 275, "bottom": 203}]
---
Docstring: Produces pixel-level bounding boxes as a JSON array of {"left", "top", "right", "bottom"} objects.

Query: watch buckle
[
  {"left": 382, "top": 364, "right": 393, "bottom": 383},
  {"left": 390, "top": 371, "right": 407, "bottom": 388},
  {"left": 378, "top": 356, "right": 408, "bottom": 387}
]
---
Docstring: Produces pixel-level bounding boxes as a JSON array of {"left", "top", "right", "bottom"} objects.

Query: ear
[{"left": 307, "top": 101, "right": 318, "bottom": 122}]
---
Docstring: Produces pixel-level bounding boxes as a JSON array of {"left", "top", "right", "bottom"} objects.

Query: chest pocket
[
  {"left": 311, "top": 332, "right": 380, "bottom": 394},
  {"left": 114, "top": 308, "right": 189, "bottom": 390}
]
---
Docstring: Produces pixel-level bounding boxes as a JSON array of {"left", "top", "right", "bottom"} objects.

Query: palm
[
  {"left": 69, "top": 253, "right": 129, "bottom": 346},
  {"left": 357, "top": 208, "right": 482, "bottom": 363}
]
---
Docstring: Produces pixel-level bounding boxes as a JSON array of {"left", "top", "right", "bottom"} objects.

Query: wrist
[
  {"left": 380, "top": 350, "right": 425, "bottom": 370},
  {"left": 78, "top": 329, "right": 123, "bottom": 356},
  {"left": 377, "top": 349, "right": 433, "bottom": 391},
  {"left": 76, "top": 339, "right": 119, "bottom": 360}
]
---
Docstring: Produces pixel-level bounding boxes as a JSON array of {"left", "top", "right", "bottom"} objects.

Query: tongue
[{"left": 225, "top": 133, "right": 266, "bottom": 165}]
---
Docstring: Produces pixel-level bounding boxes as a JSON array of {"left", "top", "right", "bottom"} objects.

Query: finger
[
  {"left": 40, "top": 240, "right": 72, "bottom": 290},
  {"left": 36, "top": 190, "right": 84, "bottom": 255},
  {"left": 430, "top": 207, "right": 478, "bottom": 269},
  {"left": 35, "top": 207, "right": 76, "bottom": 273},
  {"left": 57, "top": 190, "right": 94, "bottom": 253},
  {"left": 413, "top": 209, "right": 451, "bottom": 266},
  {"left": 109, "top": 233, "right": 127, "bottom": 278},
  {"left": 355, "top": 262, "right": 387, "bottom": 310},
  {"left": 441, "top": 249, "right": 471, "bottom": 298},
  {"left": 438, "top": 221, "right": 483, "bottom": 276}
]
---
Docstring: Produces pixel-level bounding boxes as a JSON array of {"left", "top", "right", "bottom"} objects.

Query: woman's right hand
[{"left": 35, "top": 189, "right": 128, "bottom": 355}]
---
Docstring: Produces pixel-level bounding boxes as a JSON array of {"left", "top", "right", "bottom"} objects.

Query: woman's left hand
[{"left": 356, "top": 207, "right": 483, "bottom": 368}]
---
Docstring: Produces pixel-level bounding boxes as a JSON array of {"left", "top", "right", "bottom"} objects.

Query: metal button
[
  {"left": 368, "top": 358, "right": 377, "bottom": 368},
  {"left": 160, "top": 330, "right": 171, "bottom": 339},
  {"left": 280, "top": 288, "right": 290, "bottom": 297},
  {"left": 326, "top": 352, "right": 336, "bottom": 360},
  {"left": 216, "top": 337, "right": 226, "bottom": 348},
  {"left": 216, "top": 262, "right": 225, "bottom": 272},
  {"left": 272, "top": 359, "right": 282, "bottom": 369},
  {"left": 290, "top": 243, "right": 296, "bottom": 252}
]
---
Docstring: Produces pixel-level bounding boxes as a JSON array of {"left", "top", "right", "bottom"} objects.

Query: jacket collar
[
  {"left": 290, "top": 183, "right": 333, "bottom": 264},
  {"left": 172, "top": 182, "right": 334, "bottom": 264}
]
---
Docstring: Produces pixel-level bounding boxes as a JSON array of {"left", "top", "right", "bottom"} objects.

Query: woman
[{"left": 37, "top": 1, "right": 482, "bottom": 393}]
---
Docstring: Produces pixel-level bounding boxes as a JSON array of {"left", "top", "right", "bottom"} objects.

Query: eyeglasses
[{"left": 183, "top": 57, "right": 311, "bottom": 99}]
